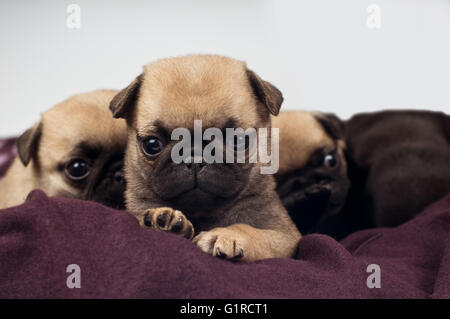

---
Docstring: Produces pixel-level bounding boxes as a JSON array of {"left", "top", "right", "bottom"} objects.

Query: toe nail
[{"left": 216, "top": 248, "right": 227, "bottom": 259}]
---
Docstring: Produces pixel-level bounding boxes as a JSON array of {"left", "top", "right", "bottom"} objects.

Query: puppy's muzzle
[
  {"left": 87, "top": 157, "right": 126, "bottom": 209},
  {"left": 151, "top": 148, "right": 246, "bottom": 203}
]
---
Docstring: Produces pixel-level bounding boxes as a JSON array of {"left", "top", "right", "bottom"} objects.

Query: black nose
[
  {"left": 87, "top": 157, "right": 126, "bottom": 210},
  {"left": 184, "top": 155, "right": 206, "bottom": 170},
  {"left": 185, "top": 162, "right": 206, "bottom": 171}
]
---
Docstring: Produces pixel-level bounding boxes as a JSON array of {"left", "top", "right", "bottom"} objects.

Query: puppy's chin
[{"left": 168, "top": 189, "right": 229, "bottom": 212}]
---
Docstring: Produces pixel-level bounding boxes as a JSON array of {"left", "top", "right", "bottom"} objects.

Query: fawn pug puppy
[
  {"left": 0, "top": 90, "right": 127, "bottom": 209},
  {"left": 110, "top": 55, "right": 301, "bottom": 262},
  {"left": 273, "top": 111, "right": 350, "bottom": 236}
]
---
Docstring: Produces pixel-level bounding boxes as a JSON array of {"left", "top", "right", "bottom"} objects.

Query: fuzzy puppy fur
[
  {"left": 110, "top": 55, "right": 301, "bottom": 262},
  {"left": 273, "top": 111, "right": 350, "bottom": 235},
  {"left": 0, "top": 90, "right": 127, "bottom": 209}
]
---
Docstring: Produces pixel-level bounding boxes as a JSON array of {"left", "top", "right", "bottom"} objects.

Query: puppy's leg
[
  {"left": 139, "top": 207, "right": 194, "bottom": 239},
  {"left": 193, "top": 224, "right": 300, "bottom": 262}
]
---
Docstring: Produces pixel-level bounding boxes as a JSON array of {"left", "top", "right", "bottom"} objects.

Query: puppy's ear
[
  {"left": 315, "top": 113, "right": 344, "bottom": 140},
  {"left": 110, "top": 74, "right": 143, "bottom": 119},
  {"left": 247, "top": 69, "right": 283, "bottom": 116},
  {"left": 16, "top": 122, "right": 42, "bottom": 166}
]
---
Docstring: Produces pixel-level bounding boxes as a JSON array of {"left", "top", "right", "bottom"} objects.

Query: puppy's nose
[
  {"left": 185, "top": 162, "right": 206, "bottom": 170},
  {"left": 184, "top": 155, "right": 206, "bottom": 170}
]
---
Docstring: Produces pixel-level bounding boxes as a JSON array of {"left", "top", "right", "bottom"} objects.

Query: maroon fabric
[
  {"left": 0, "top": 138, "right": 16, "bottom": 181},
  {"left": 0, "top": 189, "right": 449, "bottom": 299}
]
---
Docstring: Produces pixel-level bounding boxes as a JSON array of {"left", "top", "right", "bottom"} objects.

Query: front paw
[
  {"left": 193, "top": 227, "right": 245, "bottom": 261},
  {"left": 140, "top": 207, "right": 194, "bottom": 240}
]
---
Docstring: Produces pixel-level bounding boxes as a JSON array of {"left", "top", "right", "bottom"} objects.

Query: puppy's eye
[
  {"left": 141, "top": 136, "right": 164, "bottom": 157},
  {"left": 65, "top": 159, "right": 90, "bottom": 181},
  {"left": 323, "top": 153, "right": 338, "bottom": 168}
]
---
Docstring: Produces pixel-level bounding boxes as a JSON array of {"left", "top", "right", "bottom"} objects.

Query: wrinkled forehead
[
  {"left": 40, "top": 103, "right": 126, "bottom": 162},
  {"left": 135, "top": 57, "right": 262, "bottom": 133}
]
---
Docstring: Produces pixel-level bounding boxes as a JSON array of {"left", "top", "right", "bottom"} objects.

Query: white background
[{"left": 0, "top": 0, "right": 449, "bottom": 136}]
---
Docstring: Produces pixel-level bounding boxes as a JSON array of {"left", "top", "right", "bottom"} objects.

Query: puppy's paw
[
  {"left": 193, "top": 227, "right": 246, "bottom": 261},
  {"left": 140, "top": 207, "right": 194, "bottom": 240}
]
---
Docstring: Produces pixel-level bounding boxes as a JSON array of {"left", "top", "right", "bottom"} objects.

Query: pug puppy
[
  {"left": 0, "top": 90, "right": 127, "bottom": 210},
  {"left": 109, "top": 55, "right": 301, "bottom": 262},
  {"left": 273, "top": 111, "right": 351, "bottom": 237},
  {"left": 344, "top": 110, "right": 450, "bottom": 228}
]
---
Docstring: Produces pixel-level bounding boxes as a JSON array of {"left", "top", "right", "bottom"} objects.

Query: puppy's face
[
  {"left": 110, "top": 55, "right": 283, "bottom": 215},
  {"left": 273, "top": 111, "right": 349, "bottom": 233},
  {"left": 17, "top": 90, "right": 127, "bottom": 209}
]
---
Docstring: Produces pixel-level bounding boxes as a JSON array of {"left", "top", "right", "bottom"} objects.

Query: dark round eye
[
  {"left": 65, "top": 159, "right": 90, "bottom": 180},
  {"left": 141, "top": 136, "right": 164, "bottom": 157},
  {"left": 323, "top": 153, "right": 338, "bottom": 168}
]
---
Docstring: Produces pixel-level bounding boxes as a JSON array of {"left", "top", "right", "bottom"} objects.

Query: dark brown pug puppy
[
  {"left": 109, "top": 55, "right": 301, "bottom": 262},
  {"left": 0, "top": 90, "right": 127, "bottom": 210},
  {"left": 273, "top": 111, "right": 350, "bottom": 236},
  {"left": 344, "top": 110, "right": 450, "bottom": 228}
]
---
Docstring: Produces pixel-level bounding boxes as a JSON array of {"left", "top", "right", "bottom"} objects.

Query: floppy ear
[
  {"left": 110, "top": 74, "right": 143, "bottom": 119},
  {"left": 16, "top": 122, "right": 42, "bottom": 166},
  {"left": 315, "top": 113, "right": 345, "bottom": 140},
  {"left": 247, "top": 69, "right": 283, "bottom": 116}
]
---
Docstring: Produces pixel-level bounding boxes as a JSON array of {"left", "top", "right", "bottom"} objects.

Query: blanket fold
[{"left": 1, "top": 190, "right": 449, "bottom": 298}]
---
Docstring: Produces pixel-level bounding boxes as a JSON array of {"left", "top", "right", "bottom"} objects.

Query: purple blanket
[
  {"left": 0, "top": 189, "right": 449, "bottom": 298},
  {"left": 0, "top": 137, "right": 449, "bottom": 298}
]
